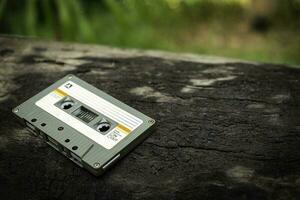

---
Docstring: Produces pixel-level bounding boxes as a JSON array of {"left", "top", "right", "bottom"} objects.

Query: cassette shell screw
[
  {"left": 93, "top": 162, "right": 101, "bottom": 169},
  {"left": 148, "top": 119, "right": 155, "bottom": 124}
]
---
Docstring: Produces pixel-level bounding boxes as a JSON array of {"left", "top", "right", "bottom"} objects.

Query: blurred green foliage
[{"left": 0, "top": 0, "right": 299, "bottom": 65}]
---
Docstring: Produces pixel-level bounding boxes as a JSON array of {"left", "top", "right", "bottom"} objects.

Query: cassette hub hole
[
  {"left": 61, "top": 100, "right": 75, "bottom": 110},
  {"left": 96, "top": 122, "right": 110, "bottom": 132},
  {"left": 41, "top": 123, "right": 46, "bottom": 127},
  {"left": 31, "top": 118, "right": 37, "bottom": 122},
  {"left": 65, "top": 139, "right": 70, "bottom": 143}
]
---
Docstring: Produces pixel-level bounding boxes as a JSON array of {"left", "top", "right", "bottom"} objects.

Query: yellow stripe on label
[
  {"left": 54, "top": 89, "right": 67, "bottom": 97},
  {"left": 116, "top": 124, "right": 131, "bottom": 134}
]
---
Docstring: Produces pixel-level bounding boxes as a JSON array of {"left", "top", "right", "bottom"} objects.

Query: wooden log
[{"left": 0, "top": 36, "right": 299, "bottom": 200}]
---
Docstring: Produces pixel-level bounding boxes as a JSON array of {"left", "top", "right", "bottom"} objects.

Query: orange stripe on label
[
  {"left": 116, "top": 124, "right": 131, "bottom": 134},
  {"left": 54, "top": 89, "right": 67, "bottom": 97}
]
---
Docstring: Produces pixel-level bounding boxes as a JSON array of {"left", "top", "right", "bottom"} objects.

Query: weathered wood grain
[{"left": 0, "top": 36, "right": 299, "bottom": 200}]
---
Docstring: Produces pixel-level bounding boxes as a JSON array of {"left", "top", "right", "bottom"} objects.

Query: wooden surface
[{"left": 0, "top": 36, "right": 299, "bottom": 200}]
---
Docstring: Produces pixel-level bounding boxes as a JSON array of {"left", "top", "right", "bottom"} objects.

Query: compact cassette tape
[{"left": 12, "top": 74, "right": 156, "bottom": 176}]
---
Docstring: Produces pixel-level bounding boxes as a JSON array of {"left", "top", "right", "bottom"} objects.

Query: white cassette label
[{"left": 35, "top": 81, "right": 143, "bottom": 149}]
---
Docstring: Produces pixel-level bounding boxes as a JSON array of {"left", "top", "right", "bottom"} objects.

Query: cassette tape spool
[{"left": 12, "top": 74, "right": 156, "bottom": 176}]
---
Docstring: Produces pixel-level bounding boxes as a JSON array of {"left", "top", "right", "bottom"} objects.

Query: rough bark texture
[{"left": 0, "top": 36, "right": 299, "bottom": 200}]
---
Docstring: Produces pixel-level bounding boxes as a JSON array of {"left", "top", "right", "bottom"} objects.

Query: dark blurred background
[{"left": 0, "top": 0, "right": 299, "bottom": 65}]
